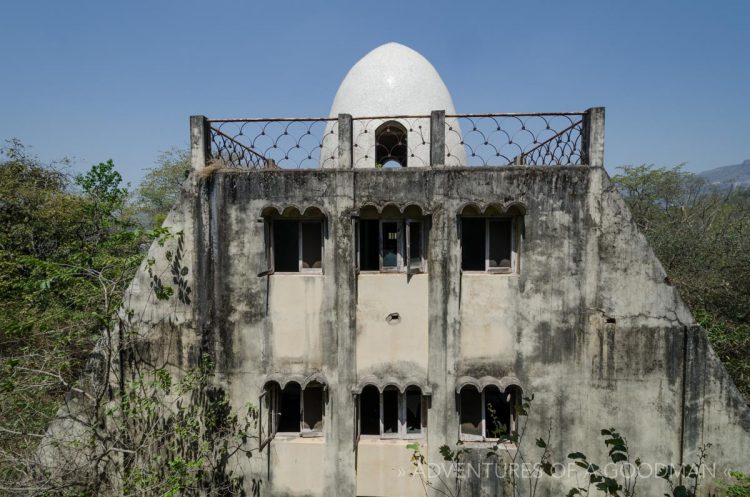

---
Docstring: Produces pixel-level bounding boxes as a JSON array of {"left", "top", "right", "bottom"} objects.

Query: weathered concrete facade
[
  {"left": 118, "top": 162, "right": 750, "bottom": 497},
  {"left": 111, "top": 43, "right": 750, "bottom": 497}
]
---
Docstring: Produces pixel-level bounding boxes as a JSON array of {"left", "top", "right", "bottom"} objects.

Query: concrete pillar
[
  {"left": 338, "top": 114, "right": 353, "bottom": 169},
  {"left": 323, "top": 171, "right": 357, "bottom": 496},
  {"left": 430, "top": 110, "right": 446, "bottom": 166},
  {"left": 582, "top": 107, "right": 605, "bottom": 167},
  {"left": 190, "top": 115, "right": 211, "bottom": 171},
  {"left": 426, "top": 195, "right": 462, "bottom": 493}
]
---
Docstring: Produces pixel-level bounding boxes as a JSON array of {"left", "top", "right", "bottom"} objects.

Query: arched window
[
  {"left": 375, "top": 121, "right": 408, "bottom": 167},
  {"left": 459, "top": 204, "right": 524, "bottom": 273},
  {"left": 261, "top": 380, "right": 326, "bottom": 437},
  {"left": 459, "top": 384, "right": 521, "bottom": 441},
  {"left": 357, "top": 385, "right": 425, "bottom": 438}
]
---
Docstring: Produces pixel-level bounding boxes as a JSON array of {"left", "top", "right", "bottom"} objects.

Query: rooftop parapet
[{"left": 190, "top": 107, "right": 604, "bottom": 171}]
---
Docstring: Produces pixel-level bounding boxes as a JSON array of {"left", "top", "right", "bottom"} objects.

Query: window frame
[
  {"left": 406, "top": 219, "right": 425, "bottom": 274},
  {"left": 460, "top": 215, "right": 520, "bottom": 275},
  {"left": 358, "top": 388, "right": 426, "bottom": 440},
  {"left": 375, "top": 120, "right": 408, "bottom": 168},
  {"left": 378, "top": 220, "right": 402, "bottom": 273},
  {"left": 356, "top": 218, "right": 427, "bottom": 274},
  {"left": 267, "top": 218, "right": 325, "bottom": 275},
  {"left": 264, "top": 382, "right": 326, "bottom": 439},
  {"left": 458, "top": 386, "right": 519, "bottom": 442}
]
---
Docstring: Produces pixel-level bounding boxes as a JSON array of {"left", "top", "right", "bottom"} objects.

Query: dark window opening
[
  {"left": 375, "top": 121, "right": 407, "bottom": 167},
  {"left": 277, "top": 383, "right": 301, "bottom": 432},
  {"left": 360, "top": 385, "right": 380, "bottom": 435},
  {"left": 359, "top": 220, "right": 379, "bottom": 271},
  {"left": 301, "top": 222, "right": 323, "bottom": 269},
  {"left": 270, "top": 219, "right": 323, "bottom": 273},
  {"left": 484, "top": 387, "right": 510, "bottom": 438},
  {"left": 273, "top": 220, "right": 299, "bottom": 272},
  {"left": 405, "top": 387, "right": 422, "bottom": 434},
  {"left": 459, "top": 386, "right": 482, "bottom": 437},
  {"left": 302, "top": 383, "right": 324, "bottom": 431},
  {"left": 488, "top": 219, "right": 512, "bottom": 269},
  {"left": 461, "top": 218, "right": 485, "bottom": 271},
  {"left": 381, "top": 221, "right": 400, "bottom": 269},
  {"left": 461, "top": 216, "right": 517, "bottom": 272},
  {"left": 382, "top": 387, "right": 399, "bottom": 434}
]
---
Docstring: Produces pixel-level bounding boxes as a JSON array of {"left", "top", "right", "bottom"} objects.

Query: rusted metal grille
[
  {"left": 352, "top": 116, "right": 431, "bottom": 168},
  {"left": 208, "top": 118, "right": 339, "bottom": 169},
  {"left": 445, "top": 113, "right": 585, "bottom": 166}
]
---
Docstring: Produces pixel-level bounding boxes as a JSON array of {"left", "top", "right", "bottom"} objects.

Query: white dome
[
  {"left": 321, "top": 43, "right": 465, "bottom": 168},
  {"left": 329, "top": 42, "right": 457, "bottom": 117}
]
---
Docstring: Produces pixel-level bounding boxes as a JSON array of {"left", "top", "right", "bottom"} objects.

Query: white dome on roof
[
  {"left": 321, "top": 43, "right": 465, "bottom": 168},
  {"left": 328, "top": 42, "right": 458, "bottom": 117}
]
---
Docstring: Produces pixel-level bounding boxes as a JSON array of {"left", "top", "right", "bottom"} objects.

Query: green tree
[{"left": 134, "top": 148, "right": 190, "bottom": 228}]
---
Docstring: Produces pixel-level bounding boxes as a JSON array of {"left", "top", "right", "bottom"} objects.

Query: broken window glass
[
  {"left": 460, "top": 386, "right": 482, "bottom": 437},
  {"left": 301, "top": 221, "right": 323, "bottom": 270},
  {"left": 405, "top": 387, "right": 422, "bottom": 434},
  {"left": 302, "top": 383, "right": 324, "bottom": 431},
  {"left": 407, "top": 221, "right": 423, "bottom": 272},
  {"left": 488, "top": 219, "right": 512, "bottom": 269}
]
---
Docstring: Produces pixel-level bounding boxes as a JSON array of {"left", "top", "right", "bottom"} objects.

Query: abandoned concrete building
[{"left": 119, "top": 43, "right": 749, "bottom": 495}]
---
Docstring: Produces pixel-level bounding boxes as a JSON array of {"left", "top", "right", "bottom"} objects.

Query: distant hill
[{"left": 699, "top": 159, "right": 750, "bottom": 188}]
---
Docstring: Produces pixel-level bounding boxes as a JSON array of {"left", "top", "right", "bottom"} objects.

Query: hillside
[{"left": 699, "top": 159, "right": 750, "bottom": 188}]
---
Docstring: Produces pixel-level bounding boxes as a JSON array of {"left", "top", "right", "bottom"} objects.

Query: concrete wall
[{"left": 105, "top": 166, "right": 749, "bottom": 497}]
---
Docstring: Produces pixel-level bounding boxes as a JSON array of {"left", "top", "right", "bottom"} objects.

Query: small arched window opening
[
  {"left": 277, "top": 382, "right": 301, "bottom": 433},
  {"left": 375, "top": 121, "right": 408, "bottom": 168}
]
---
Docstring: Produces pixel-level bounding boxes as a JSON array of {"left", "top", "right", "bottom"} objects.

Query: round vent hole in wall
[{"left": 386, "top": 313, "right": 401, "bottom": 325}]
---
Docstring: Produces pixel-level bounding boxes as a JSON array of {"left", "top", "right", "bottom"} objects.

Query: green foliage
[
  {"left": 133, "top": 148, "right": 190, "bottom": 228},
  {"left": 612, "top": 164, "right": 750, "bottom": 401},
  {"left": 724, "top": 471, "right": 750, "bottom": 497},
  {"left": 0, "top": 140, "right": 255, "bottom": 495},
  {"left": 0, "top": 141, "right": 147, "bottom": 466}
]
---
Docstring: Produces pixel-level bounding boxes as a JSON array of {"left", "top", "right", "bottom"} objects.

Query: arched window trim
[{"left": 375, "top": 120, "right": 408, "bottom": 168}]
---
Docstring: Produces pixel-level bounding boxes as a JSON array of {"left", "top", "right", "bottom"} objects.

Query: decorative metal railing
[
  {"left": 201, "top": 109, "right": 600, "bottom": 169},
  {"left": 208, "top": 118, "right": 339, "bottom": 169},
  {"left": 445, "top": 113, "right": 585, "bottom": 166}
]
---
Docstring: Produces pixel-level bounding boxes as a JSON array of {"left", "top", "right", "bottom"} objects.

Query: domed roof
[{"left": 328, "top": 42, "right": 458, "bottom": 117}]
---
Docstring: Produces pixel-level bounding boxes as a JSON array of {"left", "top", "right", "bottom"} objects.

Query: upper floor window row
[{"left": 263, "top": 204, "right": 524, "bottom": 275}]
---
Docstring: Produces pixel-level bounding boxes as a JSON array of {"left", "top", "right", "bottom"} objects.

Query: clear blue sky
[{"left": 1, "top": 0, "right": 748, "bottom": 185}]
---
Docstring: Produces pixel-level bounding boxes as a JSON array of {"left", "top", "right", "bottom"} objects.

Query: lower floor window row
[{"left": 262, "top": 381, "right": 521, "bottom": 442}]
